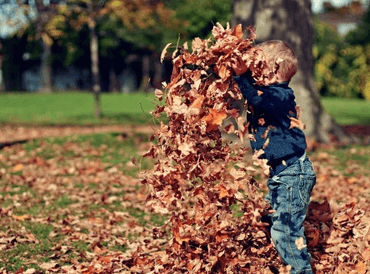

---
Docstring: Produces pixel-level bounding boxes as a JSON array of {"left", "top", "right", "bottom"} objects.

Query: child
[{"left": 234, "top": 40, "right": 316, "bottom": 274}]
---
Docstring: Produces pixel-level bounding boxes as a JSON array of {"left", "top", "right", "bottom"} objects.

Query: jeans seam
[{"left": 286, "top": 184, "right": 301, "bottom": 271}]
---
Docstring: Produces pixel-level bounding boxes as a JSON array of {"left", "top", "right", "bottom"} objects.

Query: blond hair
[{"left": 255, "top": 40, "right": 298, "bottom": 83}]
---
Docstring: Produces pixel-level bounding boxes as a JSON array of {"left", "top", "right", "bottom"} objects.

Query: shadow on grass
[{"left": 0, "top": 139, "right": 28, "bottom": 150}]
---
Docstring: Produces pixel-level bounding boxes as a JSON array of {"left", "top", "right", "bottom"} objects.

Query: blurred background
[{"left": 0, "top": 0, "right": 369, "bottom": 127}]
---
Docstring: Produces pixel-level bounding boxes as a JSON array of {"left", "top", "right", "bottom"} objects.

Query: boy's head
[{"left": 255, "top": 40, "right": 298, "bottom": 84}]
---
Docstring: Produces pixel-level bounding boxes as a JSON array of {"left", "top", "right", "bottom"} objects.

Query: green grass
[
  {"left": 1, "top": 92, "right": 369, "bottom": 126},
  {"left": 0, "top": 91, "right": 157, "bottom": 126},
  {"left": 321, "top": 97, "right": 370, "bottom": 125}
]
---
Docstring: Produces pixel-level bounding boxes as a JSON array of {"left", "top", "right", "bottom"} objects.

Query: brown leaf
[
  {"left": 289, "top": 117, "right": 306, "bottom": 130},
  {"left": 161, "top": 43, "right": 172, "bottom": 63},
  {"left": 155, "top": 89, "right": 164, "bottom": 101},
  {"left": 231, "top": 24, "right": 244, "bottom": 39},
  {"left": 40, "top": 262, "right": 59, "bottom": 270}
]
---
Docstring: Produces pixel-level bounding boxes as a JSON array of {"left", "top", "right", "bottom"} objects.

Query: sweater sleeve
[
  {"left": 233, "top": 73, "right": 262, "bottom": 105},
  {"left": 234, "top": 74, "right": 294, "bottom": 114},
  {"left": 256, "top": 85, "right": 295, "bottom": 114}
]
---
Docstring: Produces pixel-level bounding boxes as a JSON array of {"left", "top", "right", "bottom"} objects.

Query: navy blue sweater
[{"left": 234, "top": 74, "right": 307, "bottom": 177}]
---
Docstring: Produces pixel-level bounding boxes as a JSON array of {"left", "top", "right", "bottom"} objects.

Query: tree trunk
[
  {"left": 153, "top": 57, "right": 163, "bottom": 89},
  {"left": 89, "top": 22, "right": 101, "bottom": 118},
  {"left": 232, "top": 0, "right": 354, "bottom": 143},
  {"left": 140, "top": 54, "right": 151, "bottom": 92},
  {"left": 109, "top": 66, "right": 119, "bottom": 93},
  {"left": 39, "top": 40, "right": 53, "bottom": 93},
  {"left": 0, "top": 55, "right": 4, "bottom": 92}
]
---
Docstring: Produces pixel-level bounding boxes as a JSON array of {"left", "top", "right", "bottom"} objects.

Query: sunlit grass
[
  {"left": 0, "top": 91, "right": 156, "bottom": 126},
  {"left": 321, "top": 97, "right": 370, "bottom": 125}
]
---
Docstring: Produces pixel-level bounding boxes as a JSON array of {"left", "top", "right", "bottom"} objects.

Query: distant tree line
[
  {"left": 313, "top": 5, "right": 370, "bottom": 100},
  {"left": 0, "top": 0, "right": 232, "bottom": 92}
]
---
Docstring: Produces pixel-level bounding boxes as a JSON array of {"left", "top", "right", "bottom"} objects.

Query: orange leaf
[
  {"left": 202, "top": 108, "right": 227, "bottom": 131},
  {"left": 98, "top": 255, "right": 112, "bottom": 264},
  {"left": 231, "top": 24, "right": 243, "bottom": 39},
  {"left": 12, "top": 214, "right": 30, "bottom": 221},
  {"left": 189, "top": 95, "right": 204, "bottom": 110},
  {"left": 216, "top": 184, "right": 230, "bottom": 199},
  {"left": 356, "top": 261, "right": 367, "bottom": 274},
  {"left": 215, "top": 232, "right": 229, "bottom": 242},
  {"left": 11, "top": 164, "right": 24, "bottom": 172}
]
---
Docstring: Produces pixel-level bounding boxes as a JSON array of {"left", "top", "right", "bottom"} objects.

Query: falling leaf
[
  {"left": 202, "top": 108, "right": 227, "bottom": 131},
  {"left": 155, "top": 89, "right": 164, "bottom": 101},
  {"left": 289, "top": 117, "right": 306, "bottom": 130},
  {"left": 161, "top": 43, "right": 171, "bottom": 63},
  {"left": 295, "top": 237, "right": 306, "bottom": 250},
  {"left": 231, "top": 24, "right": 244, "bottom": 39}
]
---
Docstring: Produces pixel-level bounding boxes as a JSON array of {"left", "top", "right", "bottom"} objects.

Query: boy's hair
[{"left": 255, "top": 40, "right": 298, "bottom": 82}]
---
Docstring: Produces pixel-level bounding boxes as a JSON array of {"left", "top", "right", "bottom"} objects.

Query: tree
[
  {"left": 18, "top": 0, "right": 62, "bottom": 93},
  {"left": 47, "top": 0, "right": 181, "bottom": 117},
  {"left": 232, "top": 0, "right": 353, "bottom": 143},
  {"left": 346, "top": 5, "right": 370, "bottom": 45}
]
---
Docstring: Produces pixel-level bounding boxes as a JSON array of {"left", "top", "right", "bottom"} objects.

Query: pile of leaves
[
  {"left": 132, "top": 23, "right": 370, "bottom": 273},
  {"left": 133, "top": 23, "right": 284, "bottom": 273}
]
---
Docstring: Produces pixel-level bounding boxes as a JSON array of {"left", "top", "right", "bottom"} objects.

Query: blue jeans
[{"left": 266, "top": 153, "right": 316, "bottom": 274}]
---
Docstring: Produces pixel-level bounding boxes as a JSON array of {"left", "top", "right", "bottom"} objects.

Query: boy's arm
[
  {"left": 233, "top": 72, "right": 262, "bottom": 106},
  {"left": 234, "top": 73, "right": 293, "bottom": 114}
]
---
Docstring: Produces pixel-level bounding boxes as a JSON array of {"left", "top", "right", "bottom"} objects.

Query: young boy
[{"left": 234, "top": 40, "right": 316, "bottom": 274}]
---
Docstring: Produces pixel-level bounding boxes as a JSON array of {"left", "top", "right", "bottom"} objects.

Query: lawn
[
  {"left": 321, "top": 97, "right": 370, "bottom": 125},
  {"left": 1, "top": 92, "right": 369, "bottom": 126},
  {"left": 0, "top": 92, "right": 157, "bottom": 126}
]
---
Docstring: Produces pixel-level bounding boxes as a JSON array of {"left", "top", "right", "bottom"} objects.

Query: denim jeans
[{"left": 265, "top": 153, "right": 316, "bottom": 274}]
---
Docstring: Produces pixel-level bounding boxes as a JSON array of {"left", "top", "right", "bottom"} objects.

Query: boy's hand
[{"left": 233, "top": 70, "right": 255, "bottom": 85}]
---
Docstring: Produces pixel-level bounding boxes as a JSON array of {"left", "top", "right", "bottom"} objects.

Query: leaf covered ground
[
  {"left": 1, "top": 23, "right": 370, "bottom": 274},
  {"left": 0, "top": 127, "right": 369, "bottom": 273}
]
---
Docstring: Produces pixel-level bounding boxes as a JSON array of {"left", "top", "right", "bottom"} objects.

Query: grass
[
  {"left": 0, "top": 91, "right": 157, "bottom": 126},
  {"left": 0, "top": 91, "right": 369, "bottom": 126},
  {"left": 321, "top": 97, "right": 370, "bottom": 125}
]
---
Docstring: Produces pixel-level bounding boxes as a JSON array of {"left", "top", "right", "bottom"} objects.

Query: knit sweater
[{"left": 234, "top": 73, "right": 307, "bottom": 177}]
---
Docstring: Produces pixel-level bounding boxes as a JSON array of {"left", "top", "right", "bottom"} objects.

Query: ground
[{"left": 0, "top": 124, "right": 369, "bottom": 273}]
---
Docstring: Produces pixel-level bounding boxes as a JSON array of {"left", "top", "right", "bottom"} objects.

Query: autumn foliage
[
  {"left": 138, "top": 23, "right": 286, "bottom": 273},
  {"left": 136, "top": 23, "right": 370, "bottom": 273},
  {"left": 3, "top": 23, "right": 369, "bottom": 274}
]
